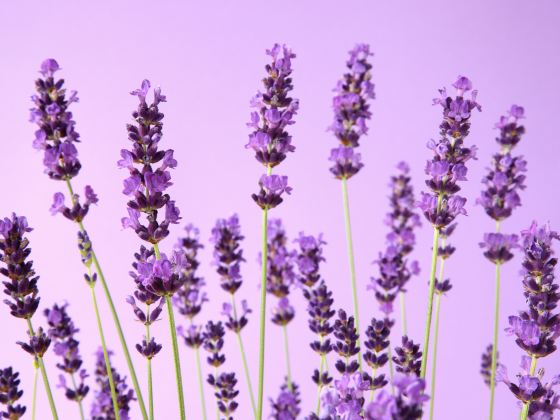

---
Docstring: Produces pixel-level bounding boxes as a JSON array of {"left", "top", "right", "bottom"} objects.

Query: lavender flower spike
[
  {"left": 419, "top": 76, "right": 480, "bottom": 379},
  {"left": 247, "top": 43, "right": 299, "bottom": 420},
  {"left": 329, "top": 45, "right": 376, "bottom": 372},
  {"left": 0, "top": 213, "right": 59, "bottom": 418},
  {"left": 0, "top": 367, "right": 26, "bottom": 419}
]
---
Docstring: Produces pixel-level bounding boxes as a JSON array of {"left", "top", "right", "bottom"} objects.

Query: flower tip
[
  {"left": 40, "top": 58, "right": 60, "bottom": 77},
  {"left": 452, "top": 75, "right": 473, "bottom": 93}
]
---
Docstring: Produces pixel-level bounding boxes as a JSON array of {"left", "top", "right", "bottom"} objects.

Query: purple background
[{"left": 1, "top": 0, "right": 560, "bottom": 418}]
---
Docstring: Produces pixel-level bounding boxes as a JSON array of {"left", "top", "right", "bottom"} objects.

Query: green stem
[
  {"left": 420, "top": 223, "right": 442, "bottom": 378},
  {"left": 520, "top": 356, "right": 537, "bottom": 420},
  {"left": 315, "top": 352, "right": 325, "bottom": 415},
  {"left": 165, "top": 295, "right": 186, "bottom": 420},
  {"left": 489, "top": 263, "right": 501, "bottom": 420},
  {"left": 26, "top": 319, "right": 59, "bottom": 420},
  {"left": 387, "top": 345, "right": 395, "bottom": 395},
  {"left": 89, "top": 282, "right": 121, "bottom": 420},
  {"left": 231, "top": 296, "right": 257, "bottom": 418},
  {"left": 399, "top": 292, "right": 407, "bottom": 336},
  {"left": 31, "top": 362, "right": 38, "bottom": 420},
  {"left": 195, "top": 347, "right": 208, "bottom": 420},
  {"left": 257, "top": 200, "right": 270, "bottom": 420},
  {"left": 369, "top": 366, "right": 378, "bottom": 402},
  {"left": 70, "top": 373, "right": 86, "bottom": 420},
  {"left": 428, "top": 293, "right": 443, "bottom": 420},
  {"left": 65, "top": 179, "right": 149, "bottom": 420},
  {"left": 146, "top": 305, "right": 154, "bottom": 420},
  {"left": 341, "top": 177, "right": 362, "bottom": 370},
  {"left": 282, "top": 325, "right": 293, "bottom": 392},
  {"left": 214, "top": 367, "right": 220, "bottom": 420}
]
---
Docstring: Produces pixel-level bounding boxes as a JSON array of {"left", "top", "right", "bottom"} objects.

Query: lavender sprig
[
  {"left": 418, "top": 76, "right": 480, "bottom": 379},
  {"left": 270, "top": 378, "right": 301, "bottom": 420},
  {"left": 0, "top": 214, "right": 59, "bottom": 419},
  {"left": 246, "top": 43, "right": 298, "bottom": 420},
  {"left": 44, "top": 303, "right": 89, "bottom": 415},
  {"left": 0, "top": 367, "right": 26, "bottom": 420},
  {"left": 502, "top": 222, "right": 559, "bottom": 419},
  {"left": 365, "top": 374, "right": 429, "bottom": 419},
  {"left": 210, "top": 215, "right": 256, "bottom": 416},
  {"left": 329, "top": 44, "right": 376, "bottom": 372},
  {"left": 31, "top": 59, "right": 147, "bottom": 420}
]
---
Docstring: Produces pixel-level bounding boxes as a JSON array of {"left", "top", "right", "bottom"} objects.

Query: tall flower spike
[
  {"left": 393, "top": 336, "right": 422, "bottom": 377},
  {"left": 119, "top": 79, "right": 180, "bottom": 244},
  {"left": 480, "top": 344, "right": 500, "bottom": 387},
  {"left": 318, "top": 373, "right": 371, "bottom": 419},
  {"left": 30, "top": 58, "right": 81, "bottom": 180},
  {"left": 0, "top": 367, "right": 26, "bottom": 420},
  {"left": 294, "top": 232, "right": 326, "bottom": 288},
  {"left": 419, "top": 76, "right": 480, "bottom": 380},
  {"left": 363, "top": 318, "right": 391, "bottom": 390},
  {"left": 269, "top": 378, "right": 301, "bottom": 420},
  {"left": 333, "top": 309, "right": 360, "bottom": 375},
  {"left": 248, "top": 44, "right": 298, "bottom": 420},
  {"left": 44, "top": 303, "right": 89, "bottom": 404},
  {"left": 91, "top": 348, "right": 135, "bottom": 420}
]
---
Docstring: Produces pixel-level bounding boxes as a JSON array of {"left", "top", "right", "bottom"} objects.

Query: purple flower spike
[
  {"left": 478, "top": 105, "right": 527, "bottom": 221},
  {"left": 419, "top": 76, "right": 480, "bottom": 229},
  {"left": 210, "top": 214, "right": 245, "bottom": 295},
  {"left": 44, "top": 303, "right": 89, "bottom": 402},
  {"left": 480, "top": 232, "right": 519, "bottom": 264},
  {"left": 137, "top": 251, "right": 187, "bottom": 298},
  {"left": 30, "top": 59, "right": 82, "bottom": 180},
  {"left": 294, "top": 232, "right": 326, "bottom": 288},
  {"left": 393, "top": 336, "right": 422, "bottom": 377},
  {"left": 119, "top": 79, "right": 180, "bottom": 244},
  {"left": 49, "top": 185, "right": 100, "bottom": 223},
  {"left": 252, "top": 174, "right": 292, "bottom": 210},
  {"left": 270, "top": 378, "right": 301, "bottom": 419},
  {"left": 319, "top": 372, "right": 372, "bottom": 419},
  {"left": 0, "top": 367, "right": 26, "bottom": 419},
  {"left": 91, "top": 348, "right": 135, "bottom": 420},
  {"left": 265, "top": 219, "right": 296, "bottom": 299},
  {"left": 329, "top": 44, "right": 375, "bottom": 146},
  {"left": 480, "top": 344, "right": 501, "bottom": 387}
]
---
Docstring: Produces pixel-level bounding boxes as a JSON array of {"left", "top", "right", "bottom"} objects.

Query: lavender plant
[
  {"left": 119, "top": 79, "right": 185, "bottom": 419},
  {"left": 0, "top": 367, "right": 26, "bottom": 420},
  {"left": 0, "top": 214, "right": 58, "bottom": 419},
  {"left": 174, "top": 224, "right": 208, "bottom": 419},
  {"left": 245, "top": 43, "right": 298, "bottom": 420},
  {"left": 501, "top": 222, "right": 559, "bottom": 419},
  {"left": 477, "top": 104, "right": 527, "bottom": 420},
  {"left": 210, "top": 215, "right": 256, "bottom": 417},
  {"left": 417, "top": 76, "right": 480, "bottom": 379},
  {"left": 44, "top": 303, "right": 89, "bottom": 418},
  {"left": 328, "top": 44, "right": 376, "bottom": 369},
  {"left": 30, "top": 59, "right": 147, "bottom": 420}
]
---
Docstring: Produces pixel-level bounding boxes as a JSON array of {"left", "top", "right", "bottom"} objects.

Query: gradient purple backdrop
[{"left": 1, "top": 1, "right": 560, "bottom": 418}]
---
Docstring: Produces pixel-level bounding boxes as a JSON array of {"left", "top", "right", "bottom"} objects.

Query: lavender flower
[
  {"left": 480, "top": 233, "right": 520, "bottom": 265},
  {"left": 210, "top": 215, "right": 245, "bottom": 295},
  {"left": 17, "top": 327, "right": 51, "bottom": 358},
  {"left": 0, "top": 214, "right": 40, "bottom": 320},
  {"left": 132, "top": 250, "right": 187, "bottom": 297},
  {"left": 393, "top": 336, "right": 422, "bottom": 377},
  {"left": 333, "top": 310, "right": 360, "bottom": 375},
  {"left": 294, "top": 232, "right": 326, "bottom": 288},
  {"left": 319, "top": 373, "right": 371, "bottom": 419},
  {"left": 209, "top": 372, "right": 239, "bottom": 420},
  {"left": 247, "top": 44, "right": 298, "bottom": 207},
  {"left": 270, "top": 379, "right": 301, "bottom": 420},
  {"left": 328, "top": 44, "right": 375, "bottom": 179},
  {"left": 44, "top": 303, "right": 89, "bottom": 402},
  {"left": 365, "top": 374, "right": 429, "bottom": 420},
  {"left": 119, "top": 79, "right": 180, "bottom": 243},
  {"left": 418, "top": 76, "right": 480, "bottom": 228},
  {"left": 266, "top": 219, "right": 296, "bottom": 298},
  {"left": 507, "top": 222, "right": 560, "bottom": 358},
  {"left": 477, "top": 105, "right": 527, "bottom": 221},
  {"left": 363, "top": 318, "right": 391, "bottom": 389},
  {"left": 0, "top": 367, "right": 26, "bottom": 420},
  {"left": 202, "top": 321, "right": 226, "bottom": 369},
  {"left": 91, "top": 348, "right": 135, "bottom": 420},
  {"left": 481, "top": 344, "right": 500, "bottom": 387},
  {"left": 30, "top": 59, "right": 81, "bottom": 180}
]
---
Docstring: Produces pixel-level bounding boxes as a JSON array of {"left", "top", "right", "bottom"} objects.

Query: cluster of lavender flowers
[
  {"left": 44, "top": 303, "right": 89, "bottom": 403},
  {"left": 328, "top": 44, "right": 375, "bottom": 179},
  {"left": 0, "top": 367, "right": 25, "bottom": 419},
  {"left": 247, "top": 44, "right": 298, "bottom": 208},
  {"left": 91, "top": 349, "right": 134, "bottom": 420}
]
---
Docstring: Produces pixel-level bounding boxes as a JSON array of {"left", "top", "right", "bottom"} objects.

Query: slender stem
[
  {"left": 282, "top": 325, "right": 293, "bottom": 392},
  {"left": 489, "top": 263, "right": 501, "bottom": 420},
  {"left": 165, "top": 295, "right": 186, "bottom": 420},
  {"left": 146, "top": 305, "right": 154, "bottom": 420},
  {"left": 341, "top": 177, "right": 362, "bottom": 370},
  {"left": 387, "top": 346, "right": 395, "bottom": 396},
  {"left": 428, "top": 293, "right": 443, "bottom": 420},
  {"left": 231, "top": 296, "right": 257, "bottom": 418},
  {"left": 70, "top": 374, "right": 86, "bottom": 420},
  {"left": 315, "top": 352, "right": 325, "bottom": 415},
  {"left": 65, "top": 179, "right": 149, "bottom": 420},
  {"left": 420, "top": 224, "right": 442, "bottom": 378},
  {"left": 89, "top": 283, "right": 121, "bottom": 420},
  {"left": 399, "top": 292, "right": 407, "bottom": 336},
  {"left": 520, "top": 356, "right": 538, "bottom": 420},
  {"left": 257, "top": 196, "right": 270, "bottom": 420},
  {"left": 369, "top": 366, "right": 378, "bottom": 402},
  {"left": 26, "top": 319, "right": 59, "bottom": 420},
  {"left": 214, "top": 367, "right": 220, "bottom": 420},
  {"left": 195, "top": 347, "right": 208, "bottom": 420},
  {"left": 31, "top": 362, "right": 38, "bottom": 420}
]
